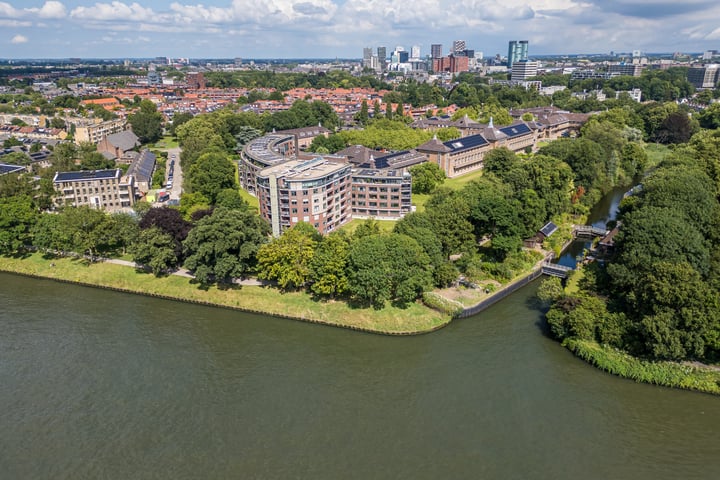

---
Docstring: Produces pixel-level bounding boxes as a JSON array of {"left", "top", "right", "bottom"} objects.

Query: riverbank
[
  {"left": 565, "top": 338, "right": 720, "bottom": 395},
  {"left": 0, "top": 253, "right": 451, "bottom": 336}
]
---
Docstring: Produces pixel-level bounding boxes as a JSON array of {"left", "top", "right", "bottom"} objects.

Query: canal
[{"left": 555, "top": 185, "right": 629, "bottom": 268}]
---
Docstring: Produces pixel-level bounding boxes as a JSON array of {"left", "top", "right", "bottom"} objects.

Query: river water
[{"left": 2, "top": 187, "right": 720, "bottom": 479}]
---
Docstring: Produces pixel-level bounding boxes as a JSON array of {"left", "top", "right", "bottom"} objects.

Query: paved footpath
[{"left": 102, "top": 258, "right": 268, "bottom": 286}]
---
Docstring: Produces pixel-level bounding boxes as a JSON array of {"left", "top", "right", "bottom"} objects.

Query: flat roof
[{"left": 258, "top": 157, "right": 350, "bottom": 181}]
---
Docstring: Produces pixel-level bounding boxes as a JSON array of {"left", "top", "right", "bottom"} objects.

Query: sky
[{"left": 1, "top": 0, "right": 720, "bottom": 59}]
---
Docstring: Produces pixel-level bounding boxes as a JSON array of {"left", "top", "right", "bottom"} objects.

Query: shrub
[{"left": 422, "top": 292, "right": 464, "bottom": 317}]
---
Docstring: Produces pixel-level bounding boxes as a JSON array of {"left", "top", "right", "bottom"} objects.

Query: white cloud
[
  {"left": 0, "top": 19, "right": 31, "bottom": 27},
  {"left": 4, "top": 0, "right": 720, "bottom": 57},
  {"left": 0, "top": 2, "right": 23, "bottom": 18},
  {"left": 11, "top": 34, "right": 28, "bottom": 44},
  {"left": 70, "top": 1, "right": 157, "bottom": 21},
  {"left": 30, "top": 1, "right": 67, "bottom": 19},
  {"left": 0, "top": 1, "right": 66, "bottom": 19}
]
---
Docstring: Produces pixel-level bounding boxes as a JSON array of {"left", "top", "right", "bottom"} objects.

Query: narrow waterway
[
  {"left": 556, "top": 185, "right": 629, "bottom": 268},
  {"left": 2, "top": 269, "right": 719, "bottom": 479}
]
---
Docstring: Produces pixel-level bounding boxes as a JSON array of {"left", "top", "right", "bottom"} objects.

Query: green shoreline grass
[
  {"left": 0, "top": 253, "right": 451, "bottom": 335},
  {"left": 565, "top": 339, "right": 720, "bottom": 395}
]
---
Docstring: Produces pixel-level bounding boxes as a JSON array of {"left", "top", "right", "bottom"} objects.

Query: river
[{"left": 2, "top": 187, "right": 720, "bottom": 479}]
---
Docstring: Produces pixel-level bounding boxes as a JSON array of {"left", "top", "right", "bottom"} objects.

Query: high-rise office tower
[
  {"left": 507, "top": 40, "right": 528, "bottom": 68},
  {"left": 363, "top": 47, "right": 373, "bottom": 69},
  {"left": 452, "top": 40, "right": 466, "bottom": 55},
  {"left": 377, "top": 46, "right": 387, "bottom": 70},
  {"left": 411, "top": 45, "right": 421, "bottom": 60},
  {"left": 431, "top": 44, "right": 442, "bottom": 59}
]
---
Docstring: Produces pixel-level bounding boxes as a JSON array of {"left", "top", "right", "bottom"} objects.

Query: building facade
[
  {"left": 72, "top": 118, "right": 127, "bottom": 145},
  {"left": 608, "top": 64, "right": 644, "bottom": 77},
  {"left": 431, "top": 44, "right": 442, "bottom": 59},
  {"left": 256, "top": 157, "right": 353, "bottom": 236},
  {"left": 687, "top": 65, "right": 720, "bottom": 88},
  {"left": 377, "top": 46, "right": 387, "bottom": 71},
  {"left": 432, "top": 55, "right": 469, "bottom": 73},
  {"left": 52, "top": 168, "right": 136, "bottom": 212},
  {"left": 240, "top": 134, "right": 297, "bottom": 195},
  {"left": 452, "top": 40, "right": 466, "bottom": 55},
  {"left": 351, "top": 169, "right": 411, "bottom": 220},
  {"left": 186, "top": 72, "right": 206, "bottom": 89},
  {"left": 511, "top": 60, "right": 539, "bottom": 81}
]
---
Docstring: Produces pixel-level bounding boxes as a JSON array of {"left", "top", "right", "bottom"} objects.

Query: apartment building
[
  {"left": 351, "top": 169, "right": 411, "bottom": 220},
  {"left": 432, "top": 55, "right": 470, "bottom": 73},
  {"left": 240, "top": 134, "right": 297, "bottom": 195},
  {"left": 52, "top": 168, "right": 136, "bottom": 212},
  {"left": 72, "top": 118, "right": 128, "bottom": 144},
  {"left": 256, "top": 157, "right": 353, "bottom": 236}
]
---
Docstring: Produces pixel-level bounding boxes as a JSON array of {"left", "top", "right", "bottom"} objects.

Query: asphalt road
[{"left": 165, "top": 147, "right": 183, "bottom": 200}]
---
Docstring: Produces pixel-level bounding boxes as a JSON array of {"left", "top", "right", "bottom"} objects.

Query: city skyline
[{"left": 2, "top": 1, "right": 720, "bottom": 59}]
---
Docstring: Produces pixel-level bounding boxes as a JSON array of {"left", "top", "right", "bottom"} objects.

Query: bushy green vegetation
[
  {"left": 543, "top": 128, "right": 720, "bottom": 367},
  {"left": 422, "top": 292, "right": 464, "bottom": 317},
  {"left": 565, "top": 339, "right": 720, "bottom": 395}
]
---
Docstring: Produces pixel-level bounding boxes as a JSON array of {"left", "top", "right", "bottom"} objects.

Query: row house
[{"left": 0, "top": 125, "right": 67, "bottom": 141}]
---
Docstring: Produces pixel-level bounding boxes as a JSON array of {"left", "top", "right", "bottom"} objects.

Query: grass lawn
[
  {"left": 412, "top": 168, "right": 483, "bottom": 213},
  {"left": 412, "top": 193, "right": 431, "bottom": 213},
  {"left": 445, "top": 168, "right": 484, "bottom": 189},
  {"left": 0, "top": 253, "right": 450, "bottom": 335},
  {"left": 153, "top": 136, "right": 180, "bottom": 150},
  {"left": 564, "top": 266, "right": 585, "bottom": 295},
  {"left": 644, "top": 143, "right": 670, "bottom": 167},
  {"left": 340, "top": 218, "right": 396, "bottom": 234},
  {"left": 238, "top": 187, "right": 260, "bottom": 210}
]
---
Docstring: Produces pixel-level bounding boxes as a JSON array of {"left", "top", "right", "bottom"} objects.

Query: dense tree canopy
[{"left": 183, "top": 207, "right": 270, "bottom": 285}]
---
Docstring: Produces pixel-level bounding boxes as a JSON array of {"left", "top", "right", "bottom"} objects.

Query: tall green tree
[
  {"left": 187, "top": 151, "right": 237, "bottom": 204},
  {"left": 0, "top": 195, "right": 37, "bottom": 255},
  {"left": 131, "top": 227, "right": 178, "bottom": 276},
  {"left": 409, "top": 162, "right": 445, "bottom": 194},
  {"left": 128, "top": 99, "right": 163, "bottom": 144},
  {"left": 347, "top": 233, "right": 433, "bottom": 308},
  {"left": 256, "top": 223, "right": 320, "bottom": 290},
  {"left": 183, "top": 207, "right": 270, "bottom": 285},
  {"left": 309, "top": 231, "right": 351, "bottom": 298}
]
